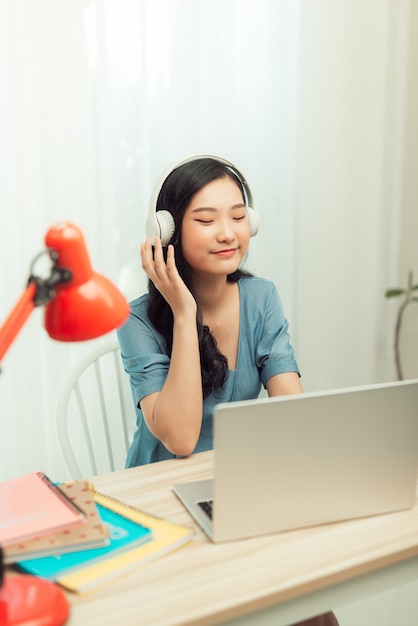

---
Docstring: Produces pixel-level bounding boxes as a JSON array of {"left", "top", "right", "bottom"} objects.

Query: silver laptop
[{"left": 173, "top": 379, "right": 418, "bottom": 542}]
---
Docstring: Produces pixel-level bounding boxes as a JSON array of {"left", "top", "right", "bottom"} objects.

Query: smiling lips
[{"left": 213, "top": 248, "right": 237, "bottom": 258}]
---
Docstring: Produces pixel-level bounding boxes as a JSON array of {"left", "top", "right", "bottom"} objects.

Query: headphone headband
[{"left": 145, "top": 154, "right": 259, "bottom": 245}]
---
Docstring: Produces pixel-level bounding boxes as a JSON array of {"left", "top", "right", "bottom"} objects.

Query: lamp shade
[{"left": 44, "top": 222, "right": 129, "bottom": 341}]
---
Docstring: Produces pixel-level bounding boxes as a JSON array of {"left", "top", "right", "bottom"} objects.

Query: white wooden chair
[{"left": 56, "top": 340, "right": 136, "bottom": 479}]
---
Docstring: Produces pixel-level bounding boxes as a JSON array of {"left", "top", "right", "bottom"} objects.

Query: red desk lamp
[
  {"left": 0, "top": 221, "right": 130, "bottom": 363},
  {"left": 0, "top": 221, "right": 130, "bottom": 625}
]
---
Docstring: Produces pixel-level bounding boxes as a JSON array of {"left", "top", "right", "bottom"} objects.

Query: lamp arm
[
  {"left": 0, "top": 253, "right": 72, "bottom": 365},
  {"left": 0, "top": 281, "right": 38, "bottom": 363}
]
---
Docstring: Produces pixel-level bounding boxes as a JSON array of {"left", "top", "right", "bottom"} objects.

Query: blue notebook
[{"left": 17, "top": 502, "right": 153, "bottom": 580}]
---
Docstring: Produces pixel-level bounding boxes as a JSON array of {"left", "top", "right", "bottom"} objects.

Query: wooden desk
[{"left": 65, "top": 451, "right": 418, "bottom": 626}]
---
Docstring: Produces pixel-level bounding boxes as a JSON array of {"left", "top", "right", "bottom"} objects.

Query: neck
[{"left": 192, "top": 274, "right": 231, "bottom": 314}]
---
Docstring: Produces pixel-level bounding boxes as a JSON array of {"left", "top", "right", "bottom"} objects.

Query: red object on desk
[{"left": 0, "top": 575, "right": 69, "bottom": 626}]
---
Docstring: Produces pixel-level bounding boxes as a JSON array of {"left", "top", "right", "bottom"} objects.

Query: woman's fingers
[
  {"left": 152, "top": 237, "right": 169, "bottom": 277},
  {"left": 141, "top": 237, "right": 177, "bottom": 285},
  {"left": 165, "top": 244, "right": 176, "bottom": 272},
  {"left": 141, "top": 237, "right": 163, "bottom": 277},
  {"left": 140, "top": 237, "right": 154, "bottom": 273}
]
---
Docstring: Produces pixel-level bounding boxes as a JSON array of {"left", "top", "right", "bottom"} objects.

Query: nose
[{"left": 216, "top": 218, "right": 236, "bottom": 242}]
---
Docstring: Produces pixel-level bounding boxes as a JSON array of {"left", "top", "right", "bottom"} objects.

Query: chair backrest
[{"left": 57, "top": 340, "right": 136, "bottom": 479}]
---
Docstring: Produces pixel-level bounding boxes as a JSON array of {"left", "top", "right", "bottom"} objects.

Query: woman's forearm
[{"left": 145, "top": 313, "right": 203, "bottom": 455}]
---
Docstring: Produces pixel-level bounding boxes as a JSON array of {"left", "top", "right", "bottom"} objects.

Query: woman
[
  {"left": 117, "top": 155, "right": 303, "bottom": 465},
  {"left": 118, "top": 156, "right": 339, "bottom": 626}
]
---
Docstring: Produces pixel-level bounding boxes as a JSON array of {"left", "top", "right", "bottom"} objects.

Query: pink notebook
[
  {"left": 0, "top": 471, "right": 86, "bottom": 547},
  {"left": 3, "top": 480, "right": 110, "bottom": 562}
]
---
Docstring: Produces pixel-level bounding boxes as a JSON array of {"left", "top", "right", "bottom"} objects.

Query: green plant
[{"left": 385, "top": 270, "right": 418, "bottom": 380}]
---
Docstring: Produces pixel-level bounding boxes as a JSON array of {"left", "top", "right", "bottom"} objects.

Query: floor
[{"left": 335, "top": 578, "right": 418, "bottom": 626}]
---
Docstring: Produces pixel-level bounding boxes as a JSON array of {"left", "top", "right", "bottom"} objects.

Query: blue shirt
[{"left": 117, "top": 276, "right": 300, "bottom": 466}]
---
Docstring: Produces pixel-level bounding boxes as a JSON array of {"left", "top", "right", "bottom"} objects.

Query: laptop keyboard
[{"left": 198, "top": 499, "right": 213, "bottom": 519}]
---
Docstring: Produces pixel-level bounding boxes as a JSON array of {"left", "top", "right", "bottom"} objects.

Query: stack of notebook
[
  {"left": 1, "top": 473, "right": 111, "bottom": 561},
  {"left": 0, "top": 470, "right": 194, "bottom": 593}
]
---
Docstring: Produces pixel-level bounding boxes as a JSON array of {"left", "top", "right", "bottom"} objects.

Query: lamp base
[{"left": 0, "top": 575, "right": 69, "bottom": 626}]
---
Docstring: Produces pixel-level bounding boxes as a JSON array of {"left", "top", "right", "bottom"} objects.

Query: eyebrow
[{"left": 191, "top": 203, "right": 245, "bottom": 213}]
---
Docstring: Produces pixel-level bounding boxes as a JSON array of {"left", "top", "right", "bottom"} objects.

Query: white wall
[
  {"left": 292, "top": 0, "right": 417, "bottom": 391},
  {"left": 397, "top": 0, "right": 418, "bottom": 380}
]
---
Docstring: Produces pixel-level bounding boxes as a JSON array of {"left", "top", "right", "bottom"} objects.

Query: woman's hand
[{"left": 141, "top": 237, "right": 197, "bottom": 317}]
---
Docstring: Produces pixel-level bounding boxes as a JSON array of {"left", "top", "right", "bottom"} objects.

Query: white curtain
[{"left": 0, "top": 0, "right": 415, "bottom": 481}]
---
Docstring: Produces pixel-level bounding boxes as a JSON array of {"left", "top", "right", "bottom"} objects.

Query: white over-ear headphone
[{"left": 145, "top": 154, "right": 260, "bottom": 246}]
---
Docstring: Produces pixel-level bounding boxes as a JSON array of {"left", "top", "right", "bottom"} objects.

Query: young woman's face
[{"left": 180, "top": 176, "right": 250, "bottom": 276}]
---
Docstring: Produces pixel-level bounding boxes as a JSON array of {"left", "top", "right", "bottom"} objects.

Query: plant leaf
[{"left": 385, "top": 288, "right": 405, "bottom": 298}]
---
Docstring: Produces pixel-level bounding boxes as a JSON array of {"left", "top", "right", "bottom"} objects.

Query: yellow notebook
[{"left": 57, "top": 490, "right": 194, "bottom": 593}]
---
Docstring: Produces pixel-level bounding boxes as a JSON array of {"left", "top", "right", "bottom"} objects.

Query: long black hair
[{"left": 147, "top": 157, "right": 252, "bottom": 398}]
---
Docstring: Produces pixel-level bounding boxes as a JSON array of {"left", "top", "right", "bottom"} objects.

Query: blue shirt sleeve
[
  {"left": 238, "top": 277, "right": 300, "bottom": 388},
  {"left": 257, "top": 282, "right": 299, "bottom": 386},
  {"left": 116, "top": 294, "right": 170, "bottom": 408}
]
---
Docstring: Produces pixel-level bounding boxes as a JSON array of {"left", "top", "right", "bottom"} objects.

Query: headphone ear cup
[
  {"left": 156, "top": 211, "right": 175, "bottom": 246},
  {"left": 247, "top": 206, "right": 259, "bottom": 237},
  {"left": 145, "top": 210, "right": 175, "bottom": 246}
]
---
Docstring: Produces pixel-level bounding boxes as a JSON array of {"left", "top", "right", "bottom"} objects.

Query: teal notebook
[{"left": 17, "top": 502, "right": 153, "bottom": 580}]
